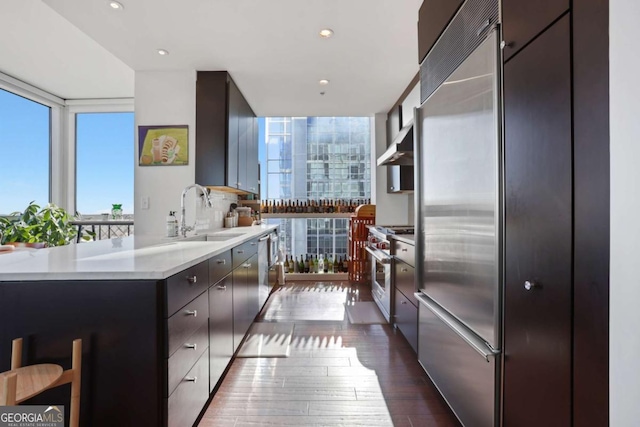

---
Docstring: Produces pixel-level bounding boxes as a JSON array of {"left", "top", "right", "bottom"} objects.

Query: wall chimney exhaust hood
[{"left": 377, "top": 120, "right": 414, "bottom": 166}]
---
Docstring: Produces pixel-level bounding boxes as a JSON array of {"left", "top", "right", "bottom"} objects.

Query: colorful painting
[{"left": 138, "top": 125, "right": 189, "bottom": 166}]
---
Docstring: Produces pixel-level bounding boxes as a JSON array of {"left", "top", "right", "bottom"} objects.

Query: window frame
[
  {"left": 67, "top": 99, "right": 134, "bottom": 217},
  {"left": 0, "top": 71, "right": 134, "bottom": 216},
  {"left": 0, "top": 71, "right": 64, "bottom": 211}
]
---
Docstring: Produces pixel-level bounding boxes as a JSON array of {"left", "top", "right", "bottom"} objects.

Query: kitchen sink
[
  {"left": 204, "top": 233, "right": 244, "bottom": 241},
  {"left": 183, "top": 233, "right": 244, "bottom": 242}
]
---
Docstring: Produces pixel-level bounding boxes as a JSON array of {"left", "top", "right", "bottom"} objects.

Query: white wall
[
  {"left": 373, "top": 113, "right": 412, "bottom": 225},
  {"left": 610, "top": 0, "right": 640, "bottom": 424},
  {"left": 134, "top": 70, "right": 234, "bottom": 235}
]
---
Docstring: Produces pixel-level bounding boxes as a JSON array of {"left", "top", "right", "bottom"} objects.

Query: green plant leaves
[{"left": 0, "top": 201, "right": 78, "bottom": 247}]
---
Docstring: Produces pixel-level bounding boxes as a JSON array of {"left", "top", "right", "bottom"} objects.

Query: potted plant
[{"left": 0, "top": 202, "right": 80, "bottom": 248}]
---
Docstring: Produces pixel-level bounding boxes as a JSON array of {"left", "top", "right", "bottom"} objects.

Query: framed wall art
[{"left": 138, "top": 125, "right": 189, "bottom": 166}]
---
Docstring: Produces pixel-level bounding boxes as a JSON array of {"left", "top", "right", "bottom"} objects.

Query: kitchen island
[{"left": 0, "top": 225, "right": 277, "bottom": 427}]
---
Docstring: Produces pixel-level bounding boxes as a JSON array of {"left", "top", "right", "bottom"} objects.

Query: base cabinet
[
  {"left": 395, "top": 289, "right": 418, "bottom": 353},
  {"left": 233, "top": 253, "right": 259, "bottom": 350},
  {"left": 0, "top": 232, "right": 275, "bottom": 427},
  {"left": 209, "top": 274, "right": 233, "bottom": 392},
  {"left": 167, "top": 350, "right": 209, "bottom": 427}
]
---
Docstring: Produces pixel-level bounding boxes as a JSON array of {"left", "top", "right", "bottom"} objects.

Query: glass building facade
[{"left": 261, "top": 117, "right": 372, "bottom": 263}]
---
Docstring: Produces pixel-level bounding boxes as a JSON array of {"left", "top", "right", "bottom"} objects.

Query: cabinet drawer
[
  {"left": 167, "top": 323, "right": 208, "bottom": 396},
  {"left": 418, "top": 297, "right": 496, "bottom": 426},
  {"left": 209, "top": 250, "right": 232, "bottom": 284},
  {"left": 395, "top": 261, "right": 417, "bottom": 306},
  {"left": 166, "top": 260, "right": 209, "bottom": 316},
  {"left": 393, "top": 240, "right": 415, "bottom": 266},
  {"left": 167, "top": 349, "right": 209, "bottom": 427},
  {"left": 394, "top": 289, "right": 418, "bottom": 353},
  {"left": 167, "top": 291, "right": 208, "bottom": 357},
  {"left": 232, "top": 239, "right": 258, "bottom": 269}
]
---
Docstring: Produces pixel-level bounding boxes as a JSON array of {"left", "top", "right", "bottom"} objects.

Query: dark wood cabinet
[
  {"left": 503, "top": 15, "right": 572, "bottom": 427},
  {"left": 166, "top": 351, "right": 209, "bottom": 427},
  {"left": 502, "top": 0, "right": 569, "bottom": 61},
  {"left": 232, "top": 253, "right": 259, "bottom": 351},
  {"left": 0, "top": 233, "right": 275, "bottom": 426},
  {"left": 226, "top": 76, "right": 241, "bottom": 189},
  {"left": 417, "top": 0, "right": 463, "bottom": 63},
  {"left": 196, "top": 71, "right": 259, "bottom": 194},
  {"left": 209, "top": 273, "right": 233, "bottom": 392},
  {"left": 386, "top": 105, "right": 402, "bottom": 142}
]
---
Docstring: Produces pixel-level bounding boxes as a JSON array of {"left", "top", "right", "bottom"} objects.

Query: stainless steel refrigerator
[{"left": 414, "top": 28, "right": 502, "bottom": 427}]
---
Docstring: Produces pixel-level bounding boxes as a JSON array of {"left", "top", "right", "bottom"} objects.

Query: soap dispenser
[{"left": 166, "top": 211, "right": 178, "bottom": 237}]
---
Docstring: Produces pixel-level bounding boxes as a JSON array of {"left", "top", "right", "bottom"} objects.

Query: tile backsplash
[{"left": 195, "top": 189, "right": 238, "bottom": 232}]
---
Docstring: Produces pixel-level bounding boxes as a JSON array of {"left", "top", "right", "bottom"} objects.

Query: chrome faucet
[{"left": 180, "top": 184, "right": 213, "bottom": 237}]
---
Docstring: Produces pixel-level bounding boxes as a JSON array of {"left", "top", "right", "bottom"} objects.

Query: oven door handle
[{"left": 365, "top": 246, "right": 392, "bottom": 264}]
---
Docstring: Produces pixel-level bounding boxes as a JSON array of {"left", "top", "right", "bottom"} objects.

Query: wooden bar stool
[{"left": 0, "top": 338, "right": 82, "bottom": 427}]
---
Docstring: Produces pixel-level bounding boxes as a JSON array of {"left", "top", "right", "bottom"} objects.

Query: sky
[
  {"left": 0, "top": 88, "right": 134, "bottom": 215},
  {"left": 0, "top": 89, "right": 50, "bottom": 214}
]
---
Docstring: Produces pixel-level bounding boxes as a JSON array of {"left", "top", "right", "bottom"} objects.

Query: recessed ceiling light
[
  {"left": 157, "top": 49, "right": 169, "bottom": 56},
  {"left": 319, "top": 28, "right": 334, "bottom": 38},
  {"left": 108, "top": 1, "right": 124, "bottom": 10},
  {"left": 319, "top": 79, "right": 330, "bottom": 85}
]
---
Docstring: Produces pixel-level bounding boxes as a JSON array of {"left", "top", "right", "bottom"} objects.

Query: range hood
[{"left": 377, "top": 120, "right": 414, "bottom": 166}]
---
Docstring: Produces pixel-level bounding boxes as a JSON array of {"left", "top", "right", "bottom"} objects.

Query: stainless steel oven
[{"left": 366, "top": 227, "right": 393, "bottom": 322}]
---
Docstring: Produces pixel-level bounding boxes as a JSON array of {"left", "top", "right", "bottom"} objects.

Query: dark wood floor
[{"left": 198, "top": 281, "right": 461, "bottom": 427}]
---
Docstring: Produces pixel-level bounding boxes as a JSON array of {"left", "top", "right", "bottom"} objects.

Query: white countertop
[{"left": 0, "top": 225, "right": 277, "bottom": 282}]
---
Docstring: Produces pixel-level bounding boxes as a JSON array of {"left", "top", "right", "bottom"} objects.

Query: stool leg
[
  {"left": 69, "top": 339, "right": 82, "bottom": 427},
  {"left": 11, "top": 338, "right": 22, "bottom": 370},
  {"left": 1, "top": 372, "right": 17, "bottom": 406}
]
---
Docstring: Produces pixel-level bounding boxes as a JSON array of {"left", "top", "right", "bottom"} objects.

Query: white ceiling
[{"left": 3, "top": 0, "right": 421, "bottom": 116}]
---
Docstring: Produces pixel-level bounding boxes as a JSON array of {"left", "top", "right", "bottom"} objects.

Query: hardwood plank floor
[{"left": 198, "top": 281, "right": 461, "bottom": 427}]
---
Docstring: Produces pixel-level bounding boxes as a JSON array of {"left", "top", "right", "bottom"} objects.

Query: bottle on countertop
[
  {"left": 166, "top": 211, "right": 178, "bottom": 237},
  {"left": 323, "top": 253, "right": 329, "bottom": 273}
]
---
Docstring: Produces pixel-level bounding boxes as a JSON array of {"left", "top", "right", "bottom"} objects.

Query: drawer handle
[
  {"left": 185, "top": 376, "right": 198, "bottom": 383},
  {"left": 401, "top": 300, "right": 408, "bottom": 305},
  {"left": 185, "top": 310, "right": 197, "bottom": 317},
  {"left": 250, "top": 242, "right": 257, "bottom": 246},
  {"left": 216, "top": 259, "right": 226, "bottom": 265},
  {"left": 401, "top": 268, "right": 408, "bottom": 272},
  {"left": 524, "top": 280, "right": 538, "bottom": 291},
  {"left": 186, "top": 275, "right": 197, "bottom": 284},
  {"left": 184, "top": 343, "right": 197, "bottom": 350},
  {"left": 401, "top": 248, "right": 408, "bottom": 252},
  {"left": 243, "top": 263, "right": 251, "bottom": 269},
  {"left": 237, "top": 250, "right": 244, "bottom": 254},
  {"left": 216, "top": 285, "right": 227, "bottom": 290}
]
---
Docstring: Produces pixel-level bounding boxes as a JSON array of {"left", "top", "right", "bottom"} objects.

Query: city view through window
[{"left": 259, "top": 117, "right": 372, "bottom": 265}]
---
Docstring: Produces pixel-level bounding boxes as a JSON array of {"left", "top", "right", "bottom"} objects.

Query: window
[
  {"left": 76, "top": 112, "right": 135, "bottom": 215},
  {"left": 0, "top": 88, "right": 50, "bottom": 214},
  {"left": 260, "top": 116, "right": 372, "bottom": 260}
]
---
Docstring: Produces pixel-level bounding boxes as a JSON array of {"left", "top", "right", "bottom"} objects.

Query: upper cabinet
[
  {"left": 196, "top": 71, "right": 259, "bottom": 194},
  {"left": 502, "top": 0, "right": 569, "bottom": 61},
  {"left": 417, "top": 0, "right": 463, "bottom": 64}
]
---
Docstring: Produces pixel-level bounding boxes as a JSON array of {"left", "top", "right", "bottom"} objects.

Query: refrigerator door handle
[
  {"left": 365, "top": 246, "right": 392, "bottom": 264},
  {"left": 416, "top": 293, "right": 500, "bottom": 362}
]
